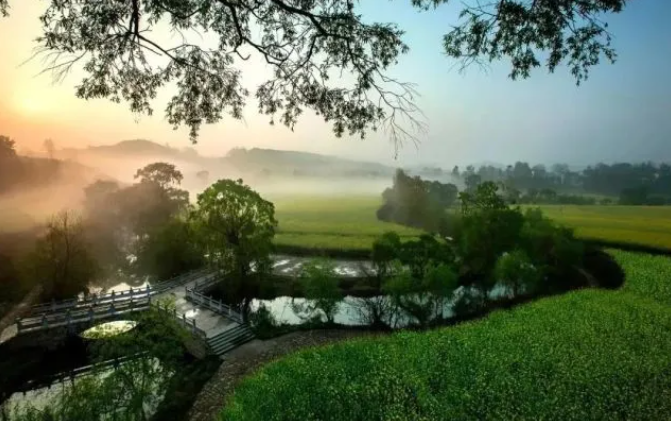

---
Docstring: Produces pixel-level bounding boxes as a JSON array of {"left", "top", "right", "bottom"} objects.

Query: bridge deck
[{"left": 155, "top": 275, "right": 238, "bottom": 339}]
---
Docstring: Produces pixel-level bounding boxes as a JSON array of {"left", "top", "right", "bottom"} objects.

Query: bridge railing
[
  {"left": 185, "top": 286, "right": 243, "bottom": 324},
  {"left": 29, "top": 268, "right": 210, "bottom": 316},
  {"left": 17, "top": 298, "right": 152, "bottom": 333},
  {"left": 192, "top": 272, "right": 220, "bottom": 292},
  {"left": 151, "top": 301, "right": 207, "bottom": 339}
]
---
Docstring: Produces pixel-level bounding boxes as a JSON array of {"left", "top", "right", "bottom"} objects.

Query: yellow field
[
  {"left": 274, "top": 196, "right": 671, "bottom": 252},
  {"left": 535, "top": 205, "right": 671, "bottom": 250}
]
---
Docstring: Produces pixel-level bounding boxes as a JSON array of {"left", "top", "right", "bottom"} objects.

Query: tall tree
[
  {"left": 134, "top": 162, "right": 184, "bottom": 190},
  {"left": 0, "top": 1, "right": 626, "bottom": 147},
  {"left": 26, "top": 211, "right": 99, "bottom": 300},
  {"left": 192, "top": 179, "right": 277, "bottom": 318},
  {"left": 43, "top": 138, "right": 55, "bottom": 160},
  {"left": 0, "top": 135, "right": 16, "bottom": 159}
]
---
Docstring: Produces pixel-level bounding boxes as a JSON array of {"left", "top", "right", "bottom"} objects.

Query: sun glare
[{"left": 15, "top": 95, "right": 50, "bottom": 115}]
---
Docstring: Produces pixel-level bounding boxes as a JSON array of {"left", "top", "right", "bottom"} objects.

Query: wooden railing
[{"left": 185, "top": 286, "right": 243, "bottom": 324}]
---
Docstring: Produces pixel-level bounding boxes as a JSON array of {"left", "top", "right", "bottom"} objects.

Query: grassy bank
[{"left": 220, "top": 251, "right": 671, "bottom": 420}]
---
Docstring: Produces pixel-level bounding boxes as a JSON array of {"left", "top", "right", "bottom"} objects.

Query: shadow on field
[{"left": 583, "top": 247, "right": 626, "bottom": 290}]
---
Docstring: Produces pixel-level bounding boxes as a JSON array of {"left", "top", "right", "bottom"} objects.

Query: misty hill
[
  {"left": 60, "top": 140, "right": 397, "bottom": 180},
  {"left": 223, "top": 147, "right": 395, "bottom": 178},
  {"left": 61, "top": 139, "right": 200, "bottom": 161}
]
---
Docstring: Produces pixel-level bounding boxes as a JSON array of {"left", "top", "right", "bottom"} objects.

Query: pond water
[
  {"left": 251, "top": 284, "right": 508, "bottom": 328},
  {"left": 89, "top": 255, "right": 373, "bottom": 293}
]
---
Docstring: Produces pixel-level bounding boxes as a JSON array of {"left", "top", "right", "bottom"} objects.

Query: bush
[
  {"left": 493, "top": 250, "right": 540, "bottom": 297},
  {"left": 248, "top": 303, "right": 281, "bottom": 339}
]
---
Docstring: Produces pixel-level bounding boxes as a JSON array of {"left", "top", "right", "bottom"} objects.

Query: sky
[{"left": 0, "top": 0, "right": 669, "bottom": 168}]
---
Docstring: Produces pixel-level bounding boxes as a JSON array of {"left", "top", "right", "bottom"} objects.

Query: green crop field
[
  {"left": 270, "top": 195, "right": 671, "bottom": 252},
  {"left": 221, "top": 250, "right": 671, "bottom": 420},
  {"left": 272, "top": 195, "right": 422, "bottom": 252}
]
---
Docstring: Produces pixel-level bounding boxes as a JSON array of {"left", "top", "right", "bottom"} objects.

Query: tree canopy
[
  {"left": 192, "top": 179, "right": 277, "bottom": 316},
  {"left": 0, "top": 0, "right": 626, "bottom": 148}
]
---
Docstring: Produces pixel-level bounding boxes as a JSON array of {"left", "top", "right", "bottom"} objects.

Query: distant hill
[
  {"left": 59, "top": 140, "right": 397, "bottom": 180},
  {"left": 61, "top": 139, "right": 199, "bottom": 159},
  {"left": 222, "top": 147, "right": 395, "bottom": 178}
]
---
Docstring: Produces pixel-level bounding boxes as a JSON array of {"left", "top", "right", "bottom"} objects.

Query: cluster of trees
[
  {"left": 377, "top": 169, "right": 458, "bottom": 234},
  {"left": 454, "top": 161, "right": 671, "bottom": 205},
  {"left": 254, "top": 181, "right": 587, "bottom": 333},
  {"left": 1, "top": 158, "right": 279, "bottom": 316}
]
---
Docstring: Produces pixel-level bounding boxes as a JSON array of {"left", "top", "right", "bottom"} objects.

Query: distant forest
[{"left": 419, "top": 162, "right": 671, "bottom": 206}]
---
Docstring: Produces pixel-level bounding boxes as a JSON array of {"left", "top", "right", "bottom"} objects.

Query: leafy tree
[
  {"left": 295, "top": 259, "right": 341, "bottom": 324},
  {"left": 134, "top": 217, "right": 205, "bottom": 280},
  {"left": 0, "top": 1, "right": 626, "bottom": 147},
  {"left": 456, "top": 182, "right": 524, "bottom": 291},
  {"left": 383, "top": 261, "right": 458, "bottom": 327},
  {"left": 0, "top": 135, "right": 16, "bottom": 159},
  {"left": 134, "top": 162, "right": 189, "bottom": 206},
  {"left": 464, "top": 173, "right": 481, "bottom": 193},
  {"left": 378, "top": 169, "right": 457, "bottom": 233},
  {"left": 25, "top": 211, "right": 99, "bottom": 300},
  {"left": 370, "top": 231, "right": 402, "bottom": 287},
  {"left": 519, "top": 208, "right": 584, "bottom": 292},
  {"left": 192, "top": 179, "right": 277, "bottom": 318},
  {"left": 134, "top": 162, "right": 183, "bottom": 190},
  {"left": 493, "top": 249, "right": 540, "bottom": 297}
]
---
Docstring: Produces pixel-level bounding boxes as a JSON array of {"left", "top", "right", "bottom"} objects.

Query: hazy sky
[{"left": 0, "top": 1, "right": 669, "bottom": 167}]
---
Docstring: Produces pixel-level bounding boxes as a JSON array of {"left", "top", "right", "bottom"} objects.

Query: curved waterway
[{"left": 91, "top": 254, "right": 374, "bottom": 293}]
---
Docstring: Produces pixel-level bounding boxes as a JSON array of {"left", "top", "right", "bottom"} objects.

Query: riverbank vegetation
[{"left": 222, "top": 250, "right": 671, "bottom": 420}]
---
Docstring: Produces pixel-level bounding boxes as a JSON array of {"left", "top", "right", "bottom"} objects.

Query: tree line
[{"left": 452, "top": 161, "right": 671, "bottom": 205}]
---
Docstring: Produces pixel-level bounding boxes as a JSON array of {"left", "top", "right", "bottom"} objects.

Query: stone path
[
  {"left": 154, "top": 275, "right": 237, "bottom": 339},
  {"left": 187, "top": 329, "right": 383, "bottom": 421}
]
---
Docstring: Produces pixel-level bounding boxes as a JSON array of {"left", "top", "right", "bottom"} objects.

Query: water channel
[{"left": 1, "top": 254, "right": 508, "bottom": 417}]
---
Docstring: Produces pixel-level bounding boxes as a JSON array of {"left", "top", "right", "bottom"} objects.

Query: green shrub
[{"left": 248, "top": 303, "right": 280, "bottom": 339}]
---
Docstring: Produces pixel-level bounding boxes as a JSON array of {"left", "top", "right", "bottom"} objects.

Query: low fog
[{"left": 0, "top": 141, "right": 416, "bottom": 235}]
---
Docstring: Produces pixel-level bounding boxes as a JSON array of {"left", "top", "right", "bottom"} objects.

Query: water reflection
[
  {"left": 251, "top": 284, "right": 507, "bottom": 328},
  {"left": 81, "top": 320, "right": 138, "bottom": 340}
]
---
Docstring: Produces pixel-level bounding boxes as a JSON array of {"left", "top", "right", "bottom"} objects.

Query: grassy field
[
  {"left": 270, "top": 195, "right": 671, "bottom": 252},
  {"left": 536, "top": 205, "right": 671, "bottom": 250},
  {"left": 221, "top": 250, "right": 671, "bottom": 420},
  {"left": 272, "top": 195, "right": 422, "bottom": 252}
]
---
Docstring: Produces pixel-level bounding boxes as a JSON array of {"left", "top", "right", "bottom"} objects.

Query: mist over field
[{"left": 0, "top": 139, "right": 416, "bottom": 234}]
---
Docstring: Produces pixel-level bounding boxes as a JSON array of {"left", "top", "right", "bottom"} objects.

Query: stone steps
[{"left": 207, "top": 324, "right": 255, "bottom": 356}]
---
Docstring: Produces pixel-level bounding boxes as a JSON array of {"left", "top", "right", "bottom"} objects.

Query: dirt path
[{"left": 188, "top": 329, "right": 382, "bottom": 421}]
